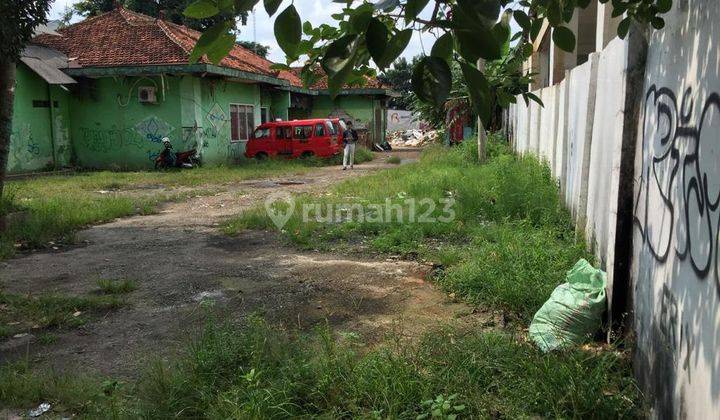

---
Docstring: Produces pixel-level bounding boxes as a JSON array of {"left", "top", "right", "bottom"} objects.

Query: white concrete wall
[
  {"left": 505, "top": 1, "right": 720, "bottom": 416},
  {"left": 585, "top": 36, "right": 630, "bottom": 271},
  {"left": 562, "top": 54, "right": 598, "bottom": 225},
  {"left": 631, "top": 1, "right": 720, "bottom": 417},
  {"left": 538, "top": 86, "right": 557, "bottom": 167}
]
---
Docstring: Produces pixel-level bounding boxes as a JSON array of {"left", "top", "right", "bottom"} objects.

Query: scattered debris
[
  {"left": 388, "top": 129, "right": 440, "bottom": 147},
  {"left": 28, "top": 403, "right": 51, "bottom": 418}
]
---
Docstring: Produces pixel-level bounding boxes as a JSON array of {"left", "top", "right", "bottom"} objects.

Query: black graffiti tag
[{"left": 634, "top": 85, "right": 720, "bottom": 296}]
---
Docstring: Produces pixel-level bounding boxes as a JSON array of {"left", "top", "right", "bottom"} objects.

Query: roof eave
[{"left": 63, "top": 63, "right": 291, "bottom": 86}]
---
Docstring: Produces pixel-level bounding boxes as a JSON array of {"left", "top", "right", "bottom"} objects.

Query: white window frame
[{"left": 229, "top": 103, "right": 255, "bottom": 143}]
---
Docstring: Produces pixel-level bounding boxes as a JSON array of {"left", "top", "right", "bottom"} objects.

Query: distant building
[{"left": 8, "top": 7, "right": 395, "bottom": 173}]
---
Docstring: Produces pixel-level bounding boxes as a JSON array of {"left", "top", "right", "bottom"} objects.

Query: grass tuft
[
  {"left": 96, "top": 279, "right": 137, "bottom": 295},
  {"left": 0, "top": 290, "right": 125, "bottom": 339},
  {"left": 387, "top": 155, "right": 402, "bottom": 164}
]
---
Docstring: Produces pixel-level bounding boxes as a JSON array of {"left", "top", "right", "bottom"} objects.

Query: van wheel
[
  {"left": 255, "top": 152, "right": 269, "bottom": 161},
  {"left": 300, "top": 151, "right": 314, "bottom": 159}
]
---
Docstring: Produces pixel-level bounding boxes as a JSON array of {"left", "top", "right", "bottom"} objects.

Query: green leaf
[
  {"left": 322, "top": 35, "right": 361, "bottom": 97},
  {"left": 656, "top": 0, "right": 672, "bottom": 13},
  {"left": 525, "top": 91, "right": 544, "bottom": 107},
  {"left": 366, "top": 18, "right": 389, "bottom": 66},
  {"left": 274, "top": 4, "right": 302, "bottom": 59},
  {"left": 184, "top": 0, "right": 219, "bottom": 19},
  {"left": 431, "top": 32, "right": 454, "bottom": 61},
  {"left": 206, "top": 32, "right": 235, "bottom": 63},
  {"left": 377, "top": 29, "right": 412, "bottom": 69},
  {"left": 269, "top": 63, "right": 292, "bottom": 71},
  {"left": 348, "top": 3, "right": 375, "bottom": 33},
  {"left": 546, "top": 1, "right": 563, "bottom": 26},
  {"left": 530, "top": 19, "right": 543, "bottom": 42},
  {"left": 452, "top": 6, "right": 501, "bottom": 62},
  {"left": 552, "top": 26, "right": 576, "bottom": 52},
  {"left": 651, "top": 16, "right": 666, "bottom": 29},
  {"left": 412, "top": 56, "right": 452, "bottom": 107},
  {"left": 617, "top": 17, "right": 631, "bottom": 39},
  {"left": 493, "top": 21, "right": 511, "bottom": 55},
  {"left": 405, "top": 0, "right": 430, "bottom": 24},
  {"left": 189, "top": 21, "right": 232, "bottom": 63},
  {"left": 459, "top": 61, "right": 492, "bottom": 125},
  {"left": 264, "top": 0, "right": 283, "bottom": 16},
  {"left": 513, "top": 10, "right": 530, "bottom": 31},
  {"left": 302, "top": 21, "right": 313, "bottom": 35},
  {"left": 235, "top": 0, "right": 260, "bottom": 12}
]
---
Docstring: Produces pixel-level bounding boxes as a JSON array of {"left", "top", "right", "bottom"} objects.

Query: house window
[
  {"left": 260, "top": 107, "right": 269, "bottom": 124},
  {"left": 230, "top": 104, "right": 254, "bottom": 142}
]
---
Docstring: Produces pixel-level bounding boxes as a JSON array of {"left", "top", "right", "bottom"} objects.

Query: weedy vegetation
[
  {"left": 96, "top": 279, "right": 138, "bottom": 295},
  {"left": 0, "top": 290, "right": 125, "bottom": 339},
  {"left": 0, "top": 318, "right": 642, "bottom": 419},
  {"left": 226, "top": 134, "right": 590, "bottom": 321},
  {"left": 0, "top": 159, "right": 323, "bottom": 259}
]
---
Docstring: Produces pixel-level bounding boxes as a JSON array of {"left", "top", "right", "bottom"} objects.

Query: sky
[{"left": 48, "top": 0, "right": 441, "bottom": 64}]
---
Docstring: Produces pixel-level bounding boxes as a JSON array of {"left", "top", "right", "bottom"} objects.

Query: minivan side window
[
  {"left": 315, "top": 123, "right": 326, "bottom": 137},
  {"left": 294, "top": 126, "right": 313, "bottom": 139},
  {"left": 254, "top": 127, "right": 271, "bottom": 139}
]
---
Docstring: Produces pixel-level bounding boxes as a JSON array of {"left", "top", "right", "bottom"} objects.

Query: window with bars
[{"left": 230, "top": 104, "right": 255, "bottom": 142}]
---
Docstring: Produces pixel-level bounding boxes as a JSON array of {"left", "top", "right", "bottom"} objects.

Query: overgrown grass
[
  {"left": 0, "top": 290, "right": 125, "bottom": 339},
  {"left": 0, "top": 161, "right": 315, "bottom": 259},
  {"left": 0, "top": 318, "right": 642, "bottom": 418},
  {"left": 226, "top": 134, "right": 590, "bottom": 321},
  {"left": 96, "top": 279, "right": 137, "bottom": 295},
  {"left": 387, "top": 155, "right": 402, "bottom": 164}
]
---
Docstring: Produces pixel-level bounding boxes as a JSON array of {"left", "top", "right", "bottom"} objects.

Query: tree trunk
[
  {"left": 0, "top": 60, "right": 16, "bottom": 232},
  {"left": 476, "top": 59, "right": 487, "bottom": 163}
]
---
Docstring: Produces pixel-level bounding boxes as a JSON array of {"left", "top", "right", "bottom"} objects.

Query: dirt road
[{"left": 0, "top": 149, "right": 476, "bottom": 378}]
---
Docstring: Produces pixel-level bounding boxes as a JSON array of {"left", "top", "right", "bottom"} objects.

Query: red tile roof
[
  {"left": 32, "top": 7, "right": 302, "bottom": 86},
  {"left": 290, "top": 67, "right": 387, "bottom": 90}
]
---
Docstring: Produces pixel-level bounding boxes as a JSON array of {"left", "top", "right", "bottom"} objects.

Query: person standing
[{"left": 342, "top": 120, "right": 359, "bottom": 170}]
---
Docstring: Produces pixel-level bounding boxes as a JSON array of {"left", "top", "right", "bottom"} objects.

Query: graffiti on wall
[
  {"left": 634, "top": 85, "right": 720, "bottom": 296},
  {"left": 9, "top": 124, "right": 46, "bottom": 171},
  {"left": 135, "top": 116, "right": 175, "bottom": 144},
  {"left": 79, "top": 116, "right": 175, "bottom": 154}
]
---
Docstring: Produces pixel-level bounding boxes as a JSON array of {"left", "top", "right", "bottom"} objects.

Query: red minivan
[{"left": 245, "top": 118, "right": 341, "bottom": 160}]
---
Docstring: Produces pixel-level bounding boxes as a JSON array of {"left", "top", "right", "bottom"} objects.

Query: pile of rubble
[{"left": 387, "top": 129, "right": 440, "bottom": 147}]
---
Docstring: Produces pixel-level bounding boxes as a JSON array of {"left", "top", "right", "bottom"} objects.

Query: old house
[{"left": 8, "top": 7, "right": 395, "bottom": 173}]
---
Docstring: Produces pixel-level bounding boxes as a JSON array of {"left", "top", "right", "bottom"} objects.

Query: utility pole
[{"left": 476, "top": 58, "right": 487, "bottom": 162}]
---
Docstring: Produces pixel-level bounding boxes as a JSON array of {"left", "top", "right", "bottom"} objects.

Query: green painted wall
[
  {"left": 197, "top": 78, "right": 261, "bottom": 165},
  {"left": 8, "top": 64, "right": 57, "bottom": 173},
  {"left": 309, "top": 94, "right": 386, "bottom": 143},
  {"left": 270, "top": 91, "right": 290, "bottom": 121},
  {"left": 10, "top": 66, "right": 386, "bottom": 173},
  {"left": 69, "top": 75, "right": 183, "bottom": 170}
]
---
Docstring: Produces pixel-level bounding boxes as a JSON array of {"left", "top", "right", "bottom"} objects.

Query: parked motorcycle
[{"left": 155, "top": 138, "right": 200, "bottom": 169}]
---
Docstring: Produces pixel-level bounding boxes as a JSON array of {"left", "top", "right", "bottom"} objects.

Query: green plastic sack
[{"left": 529, "top": 259, "right": 607, "bottom": 352}]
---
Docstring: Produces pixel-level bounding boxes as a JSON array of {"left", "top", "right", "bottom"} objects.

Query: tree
[
  {"left": 237, "top": 41, "right": 270, "bottom": 58},
  {"left": 378, "top": 57, "right": 418, "bottom": 110},
  {"left": 186, "top": 0, "right": 671, "bottom": 128},
  {"left": 72, "top": 0, "right": 249, "bottom": 31},
  {"left": 0, "top": 0, "right": 52, "bottom": 230}
]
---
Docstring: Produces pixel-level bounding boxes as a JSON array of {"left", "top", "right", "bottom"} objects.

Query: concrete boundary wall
[{"left": 505, "top": 1, "right": 719, "bottom": 415}]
